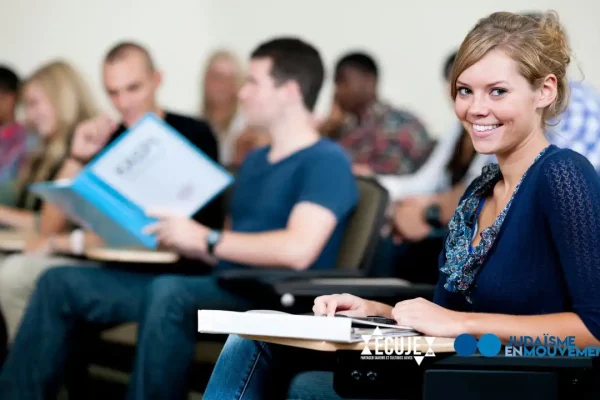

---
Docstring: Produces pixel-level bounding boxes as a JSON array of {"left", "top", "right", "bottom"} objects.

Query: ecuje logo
[
  {"left": 360, "top": 327, "right": 437, "bottom": 365},
  {"left": 454, "top": 333, "right": 502, "bottom": 357}
]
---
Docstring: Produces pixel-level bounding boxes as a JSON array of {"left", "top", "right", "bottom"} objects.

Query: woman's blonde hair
[
  {"left": 200, "top": 49, "right": 244, "bottom": 137},
  {"left": 450, "top": 11, "right": 571, "bottom": 124},
  {"left": 18, "top": 60, "right": 98, "bottom": 208}
]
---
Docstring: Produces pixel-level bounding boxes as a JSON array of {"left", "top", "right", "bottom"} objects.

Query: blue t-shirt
[
  {"left": 434, "top": 145, "right": 600, "bottom": 341},
  {"left": 216, "top": 139, "right": 359, "bottom": 271}
]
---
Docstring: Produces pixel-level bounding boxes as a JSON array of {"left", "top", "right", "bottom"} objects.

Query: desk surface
[
  {"left": 0, "top": 230, "right": 179, "bottom": 264},
  {"left": 0, "top": 230, "right": 35, "bottom": 252},
  {"left": 84, "top": 247, "right": 179, "bottom": 264},
  {"left": 242, "top": 334, "right": 456, "bottom": 353},
  {"left": 304, "top": 277, "right": 413, "bottom": 286}
]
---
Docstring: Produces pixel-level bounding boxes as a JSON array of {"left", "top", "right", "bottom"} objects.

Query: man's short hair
[
  {"left": 443, "top": 51, "right": 457, "bottom": 81},
  {"left": 334, "top": 52, "right": 378, "bottom": 81},
  {"left": 104, "top": 41, "right": 155, "bottom": 70},
  {"left": 251, "top": 37, "right": 324, "bottom": 111},
  {"left": 0, "top": 66, "right": 20, "bottom": 94}
]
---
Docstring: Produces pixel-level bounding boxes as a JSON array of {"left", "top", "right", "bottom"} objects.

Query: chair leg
[
  {"left": 64, "top": 325, "right": 109, "bottom": 399},
  {"left": 64, "top": 337, "right": 91, "bottom": 399},
  {"left": 0, "top": 309, "right": 7, "bottom": 369}
]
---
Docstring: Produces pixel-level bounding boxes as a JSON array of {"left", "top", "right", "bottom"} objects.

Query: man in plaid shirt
[
  {"left": 550, "top": 81, "right": 600, "bottom": 172},
  {"left": 320, "top": 52, "right": 434, "bottom": 176},
  {"left": 0, "top": 66, "right": 28, "bottom": 188}
]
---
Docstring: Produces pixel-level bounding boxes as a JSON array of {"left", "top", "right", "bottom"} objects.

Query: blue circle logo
[
  {"left": 454, "top": 333, "right": 502, "bottom": 357},
  {"left": 454, "top": 333, "right": 478, "bottom": 356}
]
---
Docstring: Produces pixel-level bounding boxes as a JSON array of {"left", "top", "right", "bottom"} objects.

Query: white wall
[
  {"left": 2, "top": 0, "right": 600, "bottom": 136},
  {"left": 1, "top": 0, "right": 216, "bottom": 119}
]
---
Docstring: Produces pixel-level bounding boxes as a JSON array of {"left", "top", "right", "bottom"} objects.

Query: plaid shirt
[
  {"left": 549, "top": 81, "right": 600, "bottom": 171},
  {"left": 0, "top": 123, "right": 28, "bottom": 184},
  {"left": 333, "top": 101, "right": 434, "bottom": 175}
]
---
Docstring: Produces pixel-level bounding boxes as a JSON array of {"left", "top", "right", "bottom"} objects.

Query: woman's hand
[
  {"left": 392, "top": 297, "right": 467, "bottom": 337},
  {"left": 313, "top": 293, "right": 392, "bottom": 318}
]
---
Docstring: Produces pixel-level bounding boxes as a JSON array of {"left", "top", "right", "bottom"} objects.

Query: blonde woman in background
[
  {"left": 0, "top": 60, "right": 101, "bottom": 346},
  {"left": 0, "top": 61, "right": 97, "bottom": 231},
  {"left": 201, "top": 49, "right": 269, "bottom": 167}
]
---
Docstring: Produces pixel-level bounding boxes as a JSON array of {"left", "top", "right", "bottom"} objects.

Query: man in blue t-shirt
[{"left": 0, "top": 38, "right": 358, "bottom": 399}]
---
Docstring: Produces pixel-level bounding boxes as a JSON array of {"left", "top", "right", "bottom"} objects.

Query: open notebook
[{"left": 197, "top": 310, "right": 418, "bottom": 343}]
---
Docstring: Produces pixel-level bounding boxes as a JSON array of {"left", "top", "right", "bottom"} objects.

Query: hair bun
[{"left": 538, "top": 11, "right": 571, "bottom": 67}]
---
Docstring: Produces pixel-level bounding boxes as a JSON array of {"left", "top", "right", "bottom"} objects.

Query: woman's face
[
  {"left": 204, "top": 57, "right": 240, "bottom": 106},
  {"left": 454, "top": 49, "right": 551, "bottom": 156},
  {"left": 23, "top": 82, "right": 57, "bottom": 138}
]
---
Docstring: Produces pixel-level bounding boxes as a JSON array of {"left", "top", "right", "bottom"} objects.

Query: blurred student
[
  {"left": 0, "top": 61, "right": 97, "bottom": 232},
  {"left": 0, "top": 66, "right": 28, "bottom": 205},
  {"left": 200, "top": 49, "right": 246, "bottom": 166},
  {"left": 320, "top": 52, "right": 434, "bottom": 176},
  {"left": 0, "top": 37, "right": 358, "bottom": 400},
  {"left": 549, "top": 80, "right": 600, "bottom": 171},
  {"left": 204, "top": 11, "right": 600, "bottom": 399},
  {"left": 0, "top": 60, "right": 100, "bottom": 345},
  {"left": 200, "top": 49, "right": 271, "bottom": 167}
]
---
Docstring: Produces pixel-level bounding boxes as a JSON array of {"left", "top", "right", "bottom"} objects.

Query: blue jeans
[
  {"left": 0, "top": 266, "right": 251, "bottom": 400},
  {"left": 204, "top": 335, "right": 363, "bottom": 400}
]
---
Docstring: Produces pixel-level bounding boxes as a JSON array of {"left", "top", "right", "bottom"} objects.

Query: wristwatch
[
  {"left": 206, "top": 230, "right": 222, "bottom": 256},
  {"left": 69, "top": 229, "right": 85, "bottom": 255},
  {"left": 424, "top": 204, "right": 443, "bottom": 228}
]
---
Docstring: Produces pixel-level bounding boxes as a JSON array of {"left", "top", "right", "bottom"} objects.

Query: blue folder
[{"left": 30, "top": 113, "right": 233, "bottom": 249}]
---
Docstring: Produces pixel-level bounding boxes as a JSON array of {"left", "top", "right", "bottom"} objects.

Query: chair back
[{"left": 334, "top": 176, "right": 389, "bottom": 272}]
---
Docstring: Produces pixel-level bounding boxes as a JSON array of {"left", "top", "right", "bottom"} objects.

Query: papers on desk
[
  {"left": 197, "top": 310, "right": 418, "bottom": 343},
  {"left": 30, "top": 113, "right": 233, "bottom": 249}
]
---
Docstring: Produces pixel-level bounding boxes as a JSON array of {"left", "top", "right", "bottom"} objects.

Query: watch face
[
  {"left": 425, "top": 205, "right": 443, "bottom": 227},
  {"left": 208, "top": 230, "right": 221, "bottom": 244},
  {"left": 427, "top": 206, "right": 441, "bottom": 219}
]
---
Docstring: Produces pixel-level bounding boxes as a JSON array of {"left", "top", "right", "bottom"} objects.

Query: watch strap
[{"left": 206, "top": 230, "right": 222, "bottom": 256}]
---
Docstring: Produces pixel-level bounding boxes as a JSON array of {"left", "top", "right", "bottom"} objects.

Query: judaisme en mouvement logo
[
  {"left": 359, "top": 327, "right": 436, "bottom": 365},
  {"left": 454, "top": 333, "right": 600, "bottom": 357}
]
